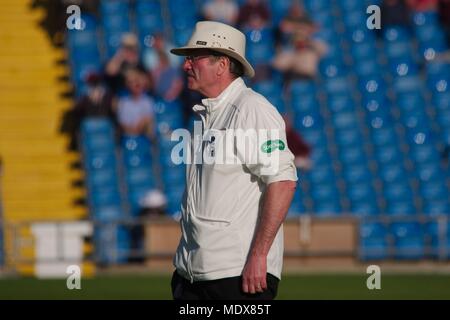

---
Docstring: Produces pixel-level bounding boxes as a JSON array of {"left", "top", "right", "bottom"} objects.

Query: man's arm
[{"left": 241, "top": 180, "right": 297, "bottom": 294}]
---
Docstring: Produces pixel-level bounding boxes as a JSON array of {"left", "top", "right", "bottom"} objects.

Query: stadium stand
[
  {"left": 0, "top": 0, "right": 94, "bottom": 274},
  {"left": 7, "top": 0, "right": 450, "bottom": 263}
]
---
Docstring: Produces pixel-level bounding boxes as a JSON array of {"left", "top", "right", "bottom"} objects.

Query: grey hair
[{"left": 209, "top": 53, "right": 244, "bottom": 78}]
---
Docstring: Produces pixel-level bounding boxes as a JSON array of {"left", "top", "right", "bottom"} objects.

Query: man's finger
[
  {"left": 255, "top": 283, "right": 264, "bottom": 293},
  {"left": 242, "top": 282, "right": 249, "bottom": 293}
]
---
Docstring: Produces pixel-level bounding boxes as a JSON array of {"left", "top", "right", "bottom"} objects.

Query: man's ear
[{"left": 216, "top": 56, "right": 229, "bottom": 77}]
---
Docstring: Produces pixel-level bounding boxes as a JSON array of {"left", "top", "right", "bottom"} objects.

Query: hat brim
[{"left": 171, "top": 46, "right": 255, "bottom": 78}]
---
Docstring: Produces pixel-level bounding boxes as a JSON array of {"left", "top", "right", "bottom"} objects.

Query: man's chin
[{"left": 187, "top": 79, "right": 197, "bottom": 89}]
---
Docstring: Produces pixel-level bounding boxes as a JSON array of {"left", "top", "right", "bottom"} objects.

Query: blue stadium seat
[
  {"left": 290, "top": 79, "right": 317, "bottom": 94},
  {"left": 348, "top": 183, "right": 375, "bottom": 202},
  {"left": 350, "top": 200, "right": 379, "bottom": 216},
  {"left": 389, "top": 58, "right": 418, "bottom": 77},
  {"left": 335, "top": 128, "right": 363, "bottom": 146},
  {"left": 359, "top": 75, "right": 386, "bottom": 98},
  {"left": 82, "top": 134, "right": 116, "bottom": 152},
  {"left": 348, "top": 27, "right": 376, "bottom": 45},
  {"left": 339, "top": 146, "right": 367, "bottom": 165},
  {"left": 295, "top": 113, "right": 324, "bottom": 131},
  {"left": 100, "top": 0, "right": 129, "bottom": 15},
  {"left": 383, "top": 26, "right": 411, "bottom": 42},
  {"left": 136, "top": 10, "right": 164, "bottom": 36},
  {"left": 390, "top": 222, "right": 424, "bottom": 259},
  {"left": 350, "top": 42, "right": 377, "bottom": 60},
  {"left": 374, "top": 145, "right": 403, "bottom": 165},
  {"left": 343, "top": 9, "right": 366, "bottom": 27},
  {"left": 433, "top": 90, "right": 450, "bottom": 112},
  {"left": 313, "top": 200, "right": 342, "bottom": 215},
  {"left": 311, "top": 184, "right": 340, "bottom": 200},
  {"left": 343, "top": 164, "right": 372, "bottom": 184},
  {"left": 354, "top": 58, "right": 380, "bottom": 77},
  {"left": 310, "top": 146, "right": 331, "bottom": 166},
  {"left": 331, "top": 112, "right": 359, "bottom": 130},
  {"left": 371, "top": 125, "right": 397, "bottom": 146},
  {"left": 325, "top": 77, "right": 351, "bottom": 94},
  {"left": 384, "top": 41, "right": 413, "bottom": 59},
  {"left": 409, "top": 144, "right": 439, "bottom": 164},
  {"left": 427, "top": 75, "right": 450, "bottom": 94},
  {"left": 327, "top": 94, "right": 355, "bottom": 113},
  {"left": 363, "top": 96, "right": 391, "bottom": 118},
  {"left": 125, "top": 167, "right": 155, "bottom": 188},
  {"left": 311, "top": 11, "right": 334, "bottom": 30},
  {"left": 81, "top": 119, "right": 115, "bottom": 143},
  {"left": 304, "top": 0, "right": 331, "bottom": 13},
  {"left": 379, "top": 164, "right": 408, "bottom": 183},
  {"left": 413, "top": 11, "right": 439, "bottom": 27},
  {"left": 419, "top": 181, "right": 448, "bottom": 201},
  {"left": 425, "top": 221, "right": 450, "bottom": 259},
  {"left": 415, "top": 24, "right": 446, "bottom": 43},
  {"left": 416, "top": 163, "right": 443, "bottom": 184},
  {"left": 384, "top": 182, "right": 413, "bottom": 201},
  {"left": 359, "top": 222, "right": 388, "bottom": 260},
  {"left": 269, "top": 0, "right": 293, "bottom": 24},
  {"left": 123, "top": 152, "right": 152, "bottom": 169},
  {"left": 300, "top": 130, "right": 328, "bottom": 147},
  {"left": 92, "top": 205, "right": 123, "bottom": 221},
  {"left": 386, "top": 200, "right": 416, "bottom": 216},
  {"left": 339, "top": 0, "right": 363, "bottom": 11},
  {"left": 122, "top": 135, "right": 152, "bottom": 155},
  {"left": 423, "top": 200, "right": 450, "bottom": 216},
  {"left": 85, "top": 152, "right": 117, "bottom": 171},
  {"left": 87, "top": 168, "right": 119, "bottom": 187},
  {"left": 319, "top": 57, "right": 347, "bottom": 78},
  {"left": 102, "top": 13, "right": 130, "bottom": 32},
  {"left": 307, "top": 165, "right": 336, "bottom": 184},
  {"left": 94, "top": 225, "right": 130, "bottom": 264},
  {"left": 396, "top": 92, "right": 425, "bottom": 112},
  {"left": 393, "top": 76, "right": 422, "bottom": 93}
]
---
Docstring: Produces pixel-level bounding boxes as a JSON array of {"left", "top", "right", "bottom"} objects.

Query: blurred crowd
[{"left": 60, "top": 0, "right": 450, "bottom": 171}]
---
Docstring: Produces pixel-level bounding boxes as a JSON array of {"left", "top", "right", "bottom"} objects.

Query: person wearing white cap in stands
[{"left": 169, "top": 21, "right": 298, "bottom": 300}]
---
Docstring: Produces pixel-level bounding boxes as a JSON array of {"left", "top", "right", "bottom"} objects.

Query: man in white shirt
[{"left": 170, "top": 21, "right": 298, "bottom": 300}]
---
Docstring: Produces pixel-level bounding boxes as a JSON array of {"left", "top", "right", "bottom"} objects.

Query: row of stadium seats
[{"left": 66, "top": 0, "right": 449, "bottom": 263}]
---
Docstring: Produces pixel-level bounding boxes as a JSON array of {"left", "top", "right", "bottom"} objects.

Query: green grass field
[{"left": 1, "top": 273, "right": 450, "bottom": 300}]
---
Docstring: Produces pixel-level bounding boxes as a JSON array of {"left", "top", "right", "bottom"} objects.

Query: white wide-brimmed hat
[{"left": 170, "top": 21, "right": 255, "bottom": 78}]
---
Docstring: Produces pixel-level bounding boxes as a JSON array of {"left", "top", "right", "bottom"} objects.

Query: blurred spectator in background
[
  {"left": 139, "top": 189, "right": 168, "bottom": 217},
  {"left": 129, "top": 189, "right": 168, "bottom": 263},
  {"left": 237, "top": 0, "right": 271, "bottom": 30},
  {"left": 143, "top": 33, "right": 184, "bottom": 102},
  {"left": 151, "top": 52, "right": 184, "bottom": 102},
  {"left": 202, "top": 0, "right": 239, "bottom": 25},
  {"left": 407, "top": 0, "right": 438, "bottom": 11},
  {"left": 61, "top": 72, "right": 117, "bottom": 151},
  {"left": 438, "top": 0, "right": 450, "bottom": 45},
  {"left": 143, "top": 32, "right": 182, "bottom": 71},
  {"left": 380, "top": 0, "right": 412, "bottom": 28},
  {"left": 284, "top": 115, "right": 312, "bottom": 171},
  {"left": 105, "top": 33, "right": 149, "bottom": 93},
  {"left": 272, "top": 2, "right": 327, "bottom": 84},
  {"left": 117, "top": 68, "right": 155, "bottom": 139}
]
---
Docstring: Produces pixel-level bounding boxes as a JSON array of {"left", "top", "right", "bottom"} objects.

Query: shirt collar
[{"left": 193, "top": 77, "right": 245, "bottom": 114}]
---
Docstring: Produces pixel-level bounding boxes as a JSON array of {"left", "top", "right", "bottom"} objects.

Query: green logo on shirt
[{"left": 261, "top": 140, "right": 285, "bottom": 153}]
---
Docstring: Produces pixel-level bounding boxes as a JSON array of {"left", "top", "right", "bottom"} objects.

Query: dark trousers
[{"left": 171, "top": 270, "right": 279, "bottom": 300}]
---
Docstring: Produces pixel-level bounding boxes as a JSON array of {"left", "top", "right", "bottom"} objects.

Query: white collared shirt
[{"left": 174, "top": 77, "right": 298, "bottom": 282}]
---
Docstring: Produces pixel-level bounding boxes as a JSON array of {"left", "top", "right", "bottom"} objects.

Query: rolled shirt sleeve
[{"left": 235, "top": 94, "right": 298, "bottom": 185}]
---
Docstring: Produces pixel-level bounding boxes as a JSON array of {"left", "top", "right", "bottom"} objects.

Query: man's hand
[
  {"left": 242, "top": 254, "right": 267, "bottom": 294},
  {"left": 241, "top": 180, "right": 296, "bottom": 295}
]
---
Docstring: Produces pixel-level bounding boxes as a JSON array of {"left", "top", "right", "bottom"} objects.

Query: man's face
[{"left": 183, "top": 50, "right": 220, "bottom": 96}]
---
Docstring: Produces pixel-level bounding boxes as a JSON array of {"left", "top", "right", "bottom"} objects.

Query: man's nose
[{"left": 183, "top": 59, "right": 192, "bottom": 72}]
